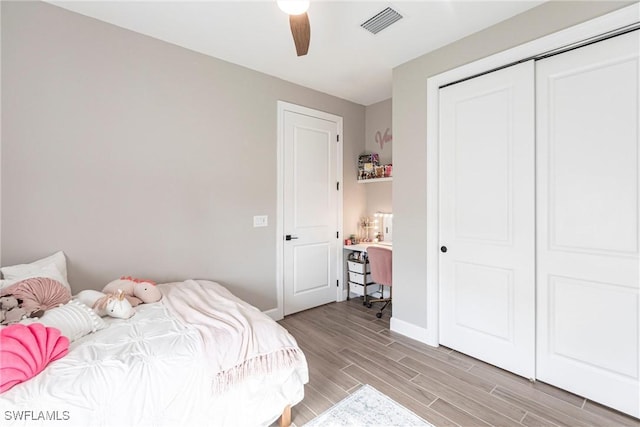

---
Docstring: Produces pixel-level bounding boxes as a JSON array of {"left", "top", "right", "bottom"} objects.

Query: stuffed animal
[
  {"left": 75, "top": 290, "right": 103, "bottom": 309},
  {"left": 102, "top": 276, "right": 162, "bottom": 307},
  {"left": 75, "top": 289, "right": 134, "bottom": 319},
  {"left": 3, "top": 307, "right": 27, "bottom": 324},
  {"left": 0, "top": 295, "right": 27, "bottom": 325},
  {"left": 0, "top": 295, "right": 19, "bottom": 311}
]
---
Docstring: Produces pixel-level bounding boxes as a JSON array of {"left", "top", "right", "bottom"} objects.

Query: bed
[{"left": 0, "top": 277, "right": 308, "bottom": 427}]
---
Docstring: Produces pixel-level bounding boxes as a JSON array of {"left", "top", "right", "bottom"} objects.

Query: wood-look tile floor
[{"left": 277, "top": 298, "right": 639, "bottom": 427}]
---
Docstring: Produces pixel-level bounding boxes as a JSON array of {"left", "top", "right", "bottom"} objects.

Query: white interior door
[
  {"left": 439, "top": 61, "right": 536, "bottom": 379},
  {"left": 536, "top": 31, "right": 640, "bottom": 417},
  {"left": 282, "top": 107, "right": 340, "bottom": 315}
]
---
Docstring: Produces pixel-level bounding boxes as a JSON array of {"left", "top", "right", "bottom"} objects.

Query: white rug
[{"left": 303, "top": 384, "right": 433, "bottom": 427}]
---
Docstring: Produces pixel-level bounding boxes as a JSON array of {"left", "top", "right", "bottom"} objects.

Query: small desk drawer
[
  {"left": 348, "top": 271, "right": 373, "bottom": 284},
  {"left": 348, "top": 282, "right": 379, "bottom": 297},
  {"left": 347, "top": 260, "right": 370, "bottom": 274}
]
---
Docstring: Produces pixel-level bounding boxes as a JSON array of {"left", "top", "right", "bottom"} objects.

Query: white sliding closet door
[
  {"left": 439, "top": 61, "right": 536, "bottom": 379},
  {"left": 536, "top": 31, "right": 640, "bottom": 417}
]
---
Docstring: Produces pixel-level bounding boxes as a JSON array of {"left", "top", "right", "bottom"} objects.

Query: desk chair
[{"left": 365, "top": 246, "right": 392, "bottom": 319}]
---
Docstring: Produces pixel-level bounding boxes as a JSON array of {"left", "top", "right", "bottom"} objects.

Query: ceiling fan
[{"left": 277, "top": 1, "right": 311, "bottom": 56}]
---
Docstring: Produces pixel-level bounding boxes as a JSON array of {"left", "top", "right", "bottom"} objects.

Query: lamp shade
[{"left": 277, "top": 0, "right": 310, "bottom": 15}]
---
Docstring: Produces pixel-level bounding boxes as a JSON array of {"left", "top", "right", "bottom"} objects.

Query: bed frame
[{"left": 279, "top": 405, "right": 292, "bottom": 427}]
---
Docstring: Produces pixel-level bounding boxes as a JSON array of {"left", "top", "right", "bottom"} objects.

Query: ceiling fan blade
[{"left": 289, "top": 12, "right": 310, "bottom": 56}]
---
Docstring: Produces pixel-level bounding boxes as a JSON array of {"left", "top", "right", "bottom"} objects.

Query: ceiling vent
[{"left": 361, "top": 7, "right": 403, "bottom": 35}]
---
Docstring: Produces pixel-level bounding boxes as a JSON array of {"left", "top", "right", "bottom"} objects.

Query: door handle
[
  {"left": 440, "top": 246, "right": 448, "bottom": 253},
  {"left": 285, "top": 235, "right": 299, "bottom": 241}
]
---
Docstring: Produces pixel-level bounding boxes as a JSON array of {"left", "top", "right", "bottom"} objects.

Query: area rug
[{"left": 303, "top": 384, "right": 432, "bottom": 427}]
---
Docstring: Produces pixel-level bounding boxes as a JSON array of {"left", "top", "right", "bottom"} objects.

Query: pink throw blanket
[
  {"left": 159, "top": 280, "right": 306, "bottom": 393},
  {"left": 0, "top": 323, "right": 69, "bottom": 393}
]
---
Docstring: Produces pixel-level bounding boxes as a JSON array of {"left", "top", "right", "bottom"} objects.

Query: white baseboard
[
  {"left": 390, "top": 317, "right": 438, "bottom": 347},
  {"left": 263, "top": 307, "right": 283, "bottom": 322}
]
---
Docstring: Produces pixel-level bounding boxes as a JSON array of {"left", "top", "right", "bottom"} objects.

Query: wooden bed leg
[{"left": 279, "top": 405, "right": 292, "bottom": 427}]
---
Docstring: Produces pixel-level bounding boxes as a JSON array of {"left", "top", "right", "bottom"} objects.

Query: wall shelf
[{"left": 357, "top": 177, "right": 392, "bottom": 184}]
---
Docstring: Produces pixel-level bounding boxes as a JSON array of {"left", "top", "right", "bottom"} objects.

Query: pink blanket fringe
[{"left": 212, "top": 347, "right": 305, "bottom": 394}]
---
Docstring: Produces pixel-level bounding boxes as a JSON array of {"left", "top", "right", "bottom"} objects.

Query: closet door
[
  {"left": 536, "top": 31, "right": 639, "bottom": 417},
  {"left": 439, "top": 61, "right": 535, "bottom": 379}
]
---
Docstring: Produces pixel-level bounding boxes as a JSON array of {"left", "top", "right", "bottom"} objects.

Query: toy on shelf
[
  {"left": 357, "top": 153, "right": 392, "bottom": 181},
  {"left": 358, "top": 153, "right": 379, "bottom": 180}
]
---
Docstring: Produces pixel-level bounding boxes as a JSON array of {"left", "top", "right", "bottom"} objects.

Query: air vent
[{"left": 361, "top": 7, "right": 403, "bottom": 35}]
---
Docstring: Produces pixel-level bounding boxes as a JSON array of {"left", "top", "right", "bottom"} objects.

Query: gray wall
[
  {"left": 365, "top": 98, "right": 392, "bottom": 165},
  {"left": 344, "top": 99, "right": 393, "bottom": 237},
  {"left": 364, "top": 98, "right": 392, "bottom": 217},
  {"left": 392, "top": 1, "right": 635, "bottom": 330},
  {"left": 1, "top": 1, "right": 366, "bottom": 310}
]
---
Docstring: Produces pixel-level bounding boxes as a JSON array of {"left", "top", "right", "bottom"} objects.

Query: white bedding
[{"left": 0, "top": 280, "right": 308, "bottom": 427}]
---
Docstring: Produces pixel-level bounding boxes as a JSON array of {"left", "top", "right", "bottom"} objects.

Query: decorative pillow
[
  {"left": 0, "top": 279, "right": 13, "bottom": 292},
  {"left": 0, "top": 277, "right": 72, "bottom": 316},
  {"left": 1, "top": 252, "right": 71, "bottom": 292},
  {"left": 23, "top": 300, "right": 106, "bottom": 342},
  {"left": 0, "top": 264, "right": 68, "bottom": 293},
  {"left": 0, "top": 323, "right": 69, "bottom": 393},
  {"left": 29, "top": 251, "right": 69, "bottom": 282}
]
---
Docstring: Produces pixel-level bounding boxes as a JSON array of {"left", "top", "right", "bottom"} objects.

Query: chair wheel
[
  {"left": 362, "top": 300, "right": 367, "bottom": 306},
  {"left": 376, "top": 312, "right": 382, "bottom": 318},
  {"left": 367, "top": 303, "right": 372, "bottom": 308}
]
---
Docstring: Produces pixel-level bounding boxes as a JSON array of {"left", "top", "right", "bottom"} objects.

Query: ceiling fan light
[{"left": 277, "top": 0, "right": 310, "bottom": 16}]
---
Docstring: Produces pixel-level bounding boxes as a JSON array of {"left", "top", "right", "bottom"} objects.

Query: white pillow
[
  {"left": 32, "top": 251, "right": 68, "bottom": 282},
  {"left": 0, "top": 264, "right": 69, "bottom": 292},
  {"left": 1, "top": 252, "right": 71, "bottom": 292},
  {"left": 23, "top": 300, "right": 106, "bottom": 342},
  {"left": 0, "top": 279, "right": 15, "bottom": 292}
]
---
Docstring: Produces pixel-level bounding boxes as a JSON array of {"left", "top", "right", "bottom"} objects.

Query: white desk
[{"left": 344, "top": 242, "right": 392, "bottom": 253}]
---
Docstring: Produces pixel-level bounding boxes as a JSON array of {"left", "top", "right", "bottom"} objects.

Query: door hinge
[
  {"left": 336, "top": 181, "right": 340, "bottom": 191},
  {"left": 336, "top": 135, "right": 340, "bottom": 142},
  {"left": 336, "top": 231, "right": 339, "bottom": 239},
  {"left": 336, "top": 280, "right": 339, "bottom": 287}
]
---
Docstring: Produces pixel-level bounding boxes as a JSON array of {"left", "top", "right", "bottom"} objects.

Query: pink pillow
[
  {"left": 0, "top": 323, "right": 69, "bottom": 393},
  {"left": 1, "top": 277, "right": 71, "bottom": 316}
]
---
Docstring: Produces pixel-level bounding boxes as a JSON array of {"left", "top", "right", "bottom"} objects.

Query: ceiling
[{"left": 48, "top": 1, "right": 545, "bottom": 106}]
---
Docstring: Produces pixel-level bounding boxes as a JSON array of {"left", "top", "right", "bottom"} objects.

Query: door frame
[
  {"left": 273, "top": 101, "right": 344, "bottom": 321},
  {"left": 423, "top": 3, "right": 640, "bottom": 347}
]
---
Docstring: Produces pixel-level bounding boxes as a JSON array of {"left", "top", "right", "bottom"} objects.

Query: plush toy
[
  {"left": 75, "top": 290, "right": 106, "bottom": 309},
  {"left": 76, "top": 289, "right": 134, "bottom": 319},
  {"left": 3, "top": 307, "right": 27, "bottom": 324},
  {"left": 0, "top": 295, "right": 28, "bottom": 325},
  {"left": 102, "top": 276, "right": 162, "bottom": 307},
  {"left": 0, "top": 296, "right": 19, "bottom": 310}
]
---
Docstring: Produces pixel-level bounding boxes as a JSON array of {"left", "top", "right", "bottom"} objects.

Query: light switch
[{"left": 253, "top": 215, "right": 268, "bottom": 227}]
